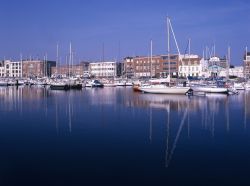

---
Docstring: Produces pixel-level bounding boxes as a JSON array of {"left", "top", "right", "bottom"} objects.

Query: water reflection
[{"left": 0, "top": 87, "right": 250, "bottom": 170}]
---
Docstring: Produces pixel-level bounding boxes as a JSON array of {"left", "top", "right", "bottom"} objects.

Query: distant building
[
  {"left": 89, "top": 62, "right": 117, "bottom": 78},
  {"left": 51, "top": 64, "right": 84, "bottom": 78},
  {"left": 244, "top": 52, "right": 250, "bottom": 79},
  {"left": 199, "top": 56, "right": 229, "bottom": 78},
  {"left": 124, "top": 57, "right": 134, "bottom": 78},
  {"left": 2, "top": 60, "right": 22, "bottom": 78},
  {"left": 116, "top": 62, "right": 124, "bottom": 77},
  {"left": 124, "top": 54, "right": 179, "bottom": 78},
  {"left": 0, "top": 61, "right": 5, "bottom": 77},
  {"left": 178, "top": 55, "right": 202, "bottom": 77},
  {"left": 80, "top": 61, "right": 90, "bottom": 77},
  {"left": 208, "top": 56, "right": 228, "bottom": 69},
  {"left": 22, "top": 60, "right": 56, "bottom": 78}
]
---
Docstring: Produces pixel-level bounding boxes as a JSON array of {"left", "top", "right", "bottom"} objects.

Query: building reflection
[{"left": 0, "top": 86, "right": 50, "bottom": 112}]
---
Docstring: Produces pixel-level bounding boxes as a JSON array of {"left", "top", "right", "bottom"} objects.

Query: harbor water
[{"left": 0, "top": 86, "right": 250, "bottom": 185}]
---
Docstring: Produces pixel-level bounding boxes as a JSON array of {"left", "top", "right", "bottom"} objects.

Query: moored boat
[
  {"left": 138, "top": 84, "right": 190, "bottom": 95},
  {"left": 191, "top": 86, "right": 228, "bottom": 94},
  {"left": 50, "top": 82, "right": 70, "bottom": 90}
]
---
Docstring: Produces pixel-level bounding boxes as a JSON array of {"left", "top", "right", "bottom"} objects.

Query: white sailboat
[{"left": 138, "top": 17, "right": 190, "bottom": 95}]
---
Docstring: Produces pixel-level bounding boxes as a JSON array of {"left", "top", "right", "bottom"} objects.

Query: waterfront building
[
  {"left": 124, "top": 54, "right": 179, "bottom": 78},
  {"left": 244, "top": 51, "right": 250, "bottom": 79},
  {"left": 22, "top": 60, "right": 56, "bottom": 78},
  {"left": 116, "top": 62, "right": 124, "bottom": 77},
  {"left": 51, "top": 64, "right": 85, "bottom": 78},
  {"left": 124, "top": 57, "right": 134, "bottom": 78},
  {"left": 178, "top": 55, "right": 202, "bottom": 77},
  {"left": 219, "top": 66, "right": 244, "bottom": 78},
  {"left": 89, "top": 61, "right": 117, "bottom": 78},
  {"left": 0, "top": 61, "right": 5, "bottom": 77},
  {"left": 80, "top": 61, "right": 90, "bottom": 78},
  {"left": 2, "top": 60, "right": 22, "bottom": 78},
  {"left": 200, "top": 56, "right": 229, "bottom": 78},
  {"left": 209, "top": 56, "right": 228, "bottom": 69}
]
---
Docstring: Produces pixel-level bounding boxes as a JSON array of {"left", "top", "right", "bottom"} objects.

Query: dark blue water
[{"left": 0, "top": 86, "right": 250, "bottom": 185}]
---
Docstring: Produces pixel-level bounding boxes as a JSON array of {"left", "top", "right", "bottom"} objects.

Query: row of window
[
  {"left": 91, "top": 64, "right": 116, "bottom": 66},
  {"left": 179, "top": 73, "right": 199, "bottom": 77},
  {"left": 163, "top": 67, "right": 176, "bottom": 70},
  {"left": 163, "top": 62, "right": 177, "bottom": 65},
  {"left": 162, "top": 56, "right": 178, "bottom": 60},
  {"left": 180, "top": 66, "right": 199, "bottom": 71},
  {"left": 135, "top": 60, "right": 160, "bottom": 64},
  {"left": 91, "top": 68, "right": 115, "bottom": 71}
]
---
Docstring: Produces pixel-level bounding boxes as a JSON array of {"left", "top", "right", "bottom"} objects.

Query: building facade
[
  {"left": 89, "top": 62, "right": 117, "bottom": 78},
  {"left": 22, "top": 60, "right": 56, "bottom": 78},
  {"left": 219, "top": 66, "right": 244, "bottom": 78},
  {"left": 51, "top": 64, "right": 85, "bottom": 78},
  {"left": 244, "top": 52, "right": 250, "bottom": 79},
  {"left": 124, "top": 54, "right": 179, "bottom": 78},
  {"left": 1, "top": 60, "right": 22, "bottom": 78},
  {"left": 178, "top": 55, "right": 202, "bottom": 77},
  {"left": 0, "top": 61, "right": 5, "bottom": 77},
  {"left": 80, "top": 61, "right": 90, "bottom": 77}
]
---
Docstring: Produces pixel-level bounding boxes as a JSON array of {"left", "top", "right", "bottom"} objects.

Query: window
[{"left": 163, "top": 62, "right": 176, "bottom": 65}]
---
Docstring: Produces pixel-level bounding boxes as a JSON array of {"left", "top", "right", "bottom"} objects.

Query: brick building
[
  {"left": 124, "top": 54, "right": 179, "bottom": 78},
  {"left": 51, "top": 64, "right": 84, "bottom": 78},
  {"left": 22, "top": 60, "right": 56, "bottom": 78}
]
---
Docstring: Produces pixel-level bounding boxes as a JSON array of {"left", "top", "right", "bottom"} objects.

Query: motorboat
[
  {"left": 50, "top": 81, "right": 70, "bottom": 90},
  {"left": 233, "top": 82, "right": 245, "bottom": 90},
  {"left": 84, "top": 80, "right": 104, "bottom": 88},
  {"left": 0, "top": 79, "right": 8, "bottom": 86}
]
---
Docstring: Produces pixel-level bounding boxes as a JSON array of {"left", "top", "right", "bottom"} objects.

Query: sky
[{"left": 0, "top": 0, "right": 249, "bottom": 65}]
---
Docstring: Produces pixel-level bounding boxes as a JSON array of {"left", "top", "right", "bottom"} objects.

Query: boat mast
[
  {"left": 150, "top": 39, "right": 153, "bottom": 78},
  {"left": 226, "top": 46, "right": 230, "bottom": 81},
  {"left": 168, "top": 17, "right": 182, "bottom": 78},
  {"left": 167, "top": 17, "right": 171, "bottom": 80},
  {"left": 188, "top": 38, "right": 191, "bottom": 77},
  {"left": 56, "top": 43, "right": 59, "bottom": 76},
  {"left": 69, "top": 42, "right": 72, "bottom": 77},
  {"left": 244, "top": 46, "right": 247, "bottom": 79},
  {"left": 20, "top": 53, "right": 23, "bottom": 78}
]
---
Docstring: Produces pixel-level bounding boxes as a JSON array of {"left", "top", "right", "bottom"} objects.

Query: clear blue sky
[{"left": 0, "top": 0, "right": 249, "bottom": 65}]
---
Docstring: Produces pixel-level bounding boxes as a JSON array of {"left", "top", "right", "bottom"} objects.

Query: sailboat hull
[
  {"left": 191, "top": 87, "right": 228, "bottom": 94},
  {"left": 139, "top": 85, "right": 190, "bottom": 95}
]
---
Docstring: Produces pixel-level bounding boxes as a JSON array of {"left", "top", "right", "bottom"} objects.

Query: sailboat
[{"left": 138, "top": 17, "right": 190, "bottom": 95}]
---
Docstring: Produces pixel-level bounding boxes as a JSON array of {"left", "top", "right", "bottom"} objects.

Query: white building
[
  {"left": 178, "top": 55, "right": 202, "bottom": 77},
  {"left": 89, "top": 61, "right": 117, "bottom": 78},
  {"left": 219, "top": 66, "right": 244, "bottom": 78},
  {"left": 0, "top": 66, "right": 5, "bottom": 77},
  {"left": 4, "top": 60, "right": 22, "bottom": 78}
]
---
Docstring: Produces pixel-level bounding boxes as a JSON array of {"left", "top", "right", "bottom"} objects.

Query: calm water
[{"left": 0, "top": 86, "right": 250, "bottom": 185}]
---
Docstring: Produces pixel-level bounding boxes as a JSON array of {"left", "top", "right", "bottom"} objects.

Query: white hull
[
  {"left": 103, "top": 83, "right": 116, "bottom": 87},
  {"left": 0, "top": 81, "right": 8, "bottom": 86},
  {"left": 139, "top": 85, "right": 190, "bottom": 95},
  {"left": 234, "top": 83, "right": 245, "bottom": 90},
  {"left": 192, "top": 86, "right": 228, "bottom": 94}
]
